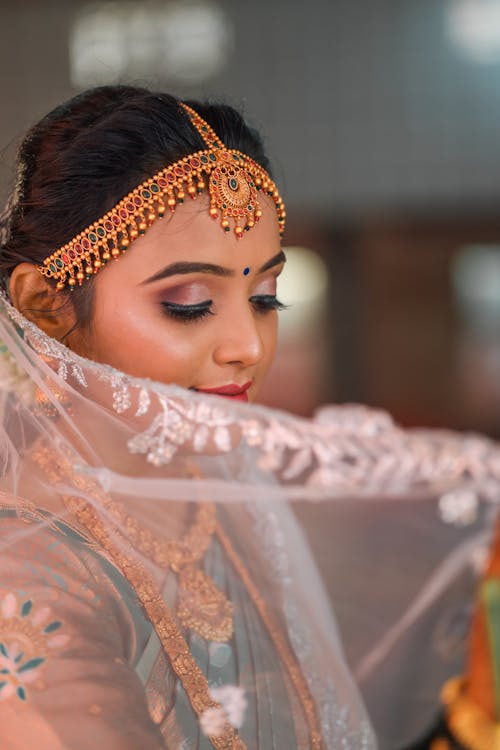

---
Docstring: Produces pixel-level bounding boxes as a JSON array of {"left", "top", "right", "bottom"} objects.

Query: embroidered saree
[{"left": 0, "top": 293, "right": 499, "bottom": 748}]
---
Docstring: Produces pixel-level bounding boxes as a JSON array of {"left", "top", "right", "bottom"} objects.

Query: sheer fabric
[{"left": 0, "top": 292, "right": 498, "bottom": 748}]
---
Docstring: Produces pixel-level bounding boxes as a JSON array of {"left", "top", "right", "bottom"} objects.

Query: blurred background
[
  {"left": 2, "top": 0, "right": 500, "bottom": 433},
  {"left": 3, "top": 3, "right": 499, "bottom": 744}
]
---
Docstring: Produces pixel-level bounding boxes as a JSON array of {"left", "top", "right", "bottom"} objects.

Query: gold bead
[
  {"left": 68, "top": 277, "right": 77, "bottom": 287},
  {"left": 247, "top": 219, "right": 255, "bottom": 228},
  {"left": 221, "top": 219, "right": 229, "bottom": 228},
  {"left": 56, "top": 281, "right": 65, "bottom": 291},
  {"left": 197, "top": 180, "right": 205, "bottom": 191},
  {"left": 111, "top": 247, "right": 120, "bottom": 258},
  {"left": 76, "top": 271, "right": 85, "bottom": 281},
  {"left": 235, "top": 226, "right": 244, "bottom": 238},
  {"left": 187, "top": 185, "right": 197, "bottom": 197},
  {"left": 138, "top": 222, "right": 147, "bottom": 235},
  {"left": 148, "top": 211, "right": 156, "bottom": 223},
  {"left": 209, "top": 207, "right": 218, "bottom": 219},
  {"left": 130, "top": 228, "right": 139, "bottom": 240},
  {"left": 167, "top": 197, "right": 176, "bottom": 209},
  {"left": 102, "top": 251, "right": 111, "bottom": 262},
  {"left": 94, "top": 259, "right": 102, "bottom": 269},
  {"left": 158, "top": 204, "right": 166, "bottom": 217},
  {"left": 85, "top": 265, "right": 93, "bottom": 275}
]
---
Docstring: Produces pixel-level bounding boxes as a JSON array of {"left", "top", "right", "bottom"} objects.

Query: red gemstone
[
  {"left": 119, "top": 209, "right": 128, "bottom": 219},
  {"left": 183, "top": 164, "right": 191, "bottom": 174},
  {"left": 125, "top": 202, "right": 135, "bottom": 213},
  {"left": 112, "top": 214, "right": 121, "bottom": 226},
  {"left": 75, "top": 243, "right": 83, "bottom": 255},
  {"left": 69, "top": 250, "right": 76, "bottom": 259},
  {"left": 190, "top": 157, "right": 200, "bottom": 168},
  {"left": 81, "top": 239, "right": 90, "bottom": 249},
  {"left": 158, "top": 177, "right": 167, "bottom": 187},
  {"left": 175, "top": 166, "right": 184, "bottom": 177},
  {"left": 104, "top": 220, "right": 113, "bottom": 231},
  {"left": 133, "top": 196, "right": 143, "bottom": 207},
  {"left": 166, "top": 172, "right": 175, "bottom": 182},
  {"left": 62, "top": 254, "right": 69, "bottom": 264}
]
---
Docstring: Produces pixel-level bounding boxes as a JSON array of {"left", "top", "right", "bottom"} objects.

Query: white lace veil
[{"left": 0, "top": 290, "right": 499, "bottom": 749}]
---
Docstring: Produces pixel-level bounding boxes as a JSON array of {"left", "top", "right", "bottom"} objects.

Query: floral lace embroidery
[
  {"left": 5, "top": 294, "right": 500, "bottom": 497},
  {"left": 0, "top": 592, "right": 69, "bottom": 702}
]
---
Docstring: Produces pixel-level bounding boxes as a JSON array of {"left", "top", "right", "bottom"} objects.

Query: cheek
[
  {"left": 86, "top": 289, "right": 208, "bottom": 385},
  {"left": 259, "top": 314, "right": 279, "bottom": 369}
]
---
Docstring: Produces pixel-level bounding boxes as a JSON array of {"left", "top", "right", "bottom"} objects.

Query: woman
[
  {"left": 0, "top": 84, "right": 377, "bottom": 749},
  {"left": 0, "top": 85, "right": 498, "bottom": 749}
]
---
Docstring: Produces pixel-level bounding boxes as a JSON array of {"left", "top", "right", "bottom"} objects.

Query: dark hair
[{"left": 0, "top": 85, "right": 271, "bottom": 325}]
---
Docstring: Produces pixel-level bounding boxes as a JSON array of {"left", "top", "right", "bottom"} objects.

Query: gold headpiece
[{"left": 38, "top": 103, "right": 286, "bottom": 290}]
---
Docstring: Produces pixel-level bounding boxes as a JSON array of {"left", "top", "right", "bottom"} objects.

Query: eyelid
[{"left": 160, "top": 282, "right": 212, "bottom": 306}]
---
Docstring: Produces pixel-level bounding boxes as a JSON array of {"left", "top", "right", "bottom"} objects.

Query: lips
[{"left": 195, "top": 381, "right": 252, "bottom": 402}]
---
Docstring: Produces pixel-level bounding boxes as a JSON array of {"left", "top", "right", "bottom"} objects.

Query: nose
[{"left": 213, "top": 309, "right": 265, "bottom": 368}]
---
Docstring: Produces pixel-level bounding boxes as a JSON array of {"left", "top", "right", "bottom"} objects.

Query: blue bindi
[{"left": 243, "top": 267, "right": 250, "bottom": 276}]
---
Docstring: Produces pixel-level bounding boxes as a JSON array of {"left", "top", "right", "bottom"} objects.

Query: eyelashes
[
  {"left": 161, "top": 296, "right": 286, "bottom": 323},
  {"left": 248, "top": 295, "right": 287, "bottom": 313},
  {"left": 160, "top": 301, "right": 214, "bottom": 322}
]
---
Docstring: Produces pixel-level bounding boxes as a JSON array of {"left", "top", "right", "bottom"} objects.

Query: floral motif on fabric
[
  {"left": 0, "top": 592, "right": 69, "bottom": 701},
  {"left": 5, "top": 293, "right": 500, "bottom": 496}
]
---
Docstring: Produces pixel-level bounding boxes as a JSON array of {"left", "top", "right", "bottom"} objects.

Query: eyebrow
[{"left": 141, "top": 249, "right": 286, "bottom": 285}]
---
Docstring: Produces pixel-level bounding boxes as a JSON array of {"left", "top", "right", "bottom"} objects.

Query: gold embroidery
[
  {"left": 215, "top": 522, "right": 324, "bottom": 750},
  {"left": 77, "top": 484, "right": 232, "bottom": 642},
  {"left": 32, "top": 445, "right": 324, "bottom": 749},
  {"left": 31, "top": 445, "right": 245, "bottom": 750}
]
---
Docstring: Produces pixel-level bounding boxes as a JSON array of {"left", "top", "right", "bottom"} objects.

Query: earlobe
[{"left": 9, "top": 262, "right": 76, "bottom": 339}]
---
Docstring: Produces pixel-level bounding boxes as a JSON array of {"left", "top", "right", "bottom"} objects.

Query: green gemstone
[
  {"left": 49, "top": 263, "right": 57, "bottom": 273},
  {"left": 201, "top": 155, "right": 209, "bottom": 163},
  {"left": 150, "top": 183, "right": 159, "bottom": 193},
  {"left": 142, "top": 189, "right": 151, "bottom": 199},
  {"left": 55, "top": 259, "right": 63, "bottom": 268},
  {"left": 201, "top": 126, "right": 208, "bottom": 132},
  {"left": 229, "top": 178, "right": 238, "bottom": 190},
  {"left": 88, "top": 232, "right": 97, "bottom": 243},
  {"left": 96, "top": 226, "right": 105, "bottom": 237},
  {"left": 209, "top": 153, "right": 216, "bottom": 162},
  {"left": 224, "top": 226, "right": 230, "bottom": 232},
  {"left": 232, "top": 154, "right": 239, "bottom": 161}
]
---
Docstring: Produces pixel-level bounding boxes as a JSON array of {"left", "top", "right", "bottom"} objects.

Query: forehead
[{"left": 99, "top": 194, "right": 282, "bottom": 285}]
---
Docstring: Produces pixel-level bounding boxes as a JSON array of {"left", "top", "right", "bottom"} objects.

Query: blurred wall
[{"left": 2, "top": 0, "right": 500, "bottom": 431}]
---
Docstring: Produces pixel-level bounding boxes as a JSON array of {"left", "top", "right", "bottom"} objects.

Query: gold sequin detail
[
  {"left": 31, "top": 445, "right": 245, "bottom": 750},
  {"left": 32, "top": 445, "right": 324, "bottom": 749}
]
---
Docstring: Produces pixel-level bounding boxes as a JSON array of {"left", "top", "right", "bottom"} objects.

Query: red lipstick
[{"left": 195, "top": 381, "right": 252, "bottom": 402}]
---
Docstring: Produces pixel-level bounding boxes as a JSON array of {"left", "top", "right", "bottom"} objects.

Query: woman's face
[{"left": 69, "top": 196, "right": 285, "bottom": 403}]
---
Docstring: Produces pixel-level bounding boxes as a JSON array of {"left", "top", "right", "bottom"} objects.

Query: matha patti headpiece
[{"left": 38, "top": 103, "right": 286, "bottom": 290}]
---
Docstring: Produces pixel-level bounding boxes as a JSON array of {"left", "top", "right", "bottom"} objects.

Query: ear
[{"left": 9, "top": 262, "right": 77, "bottom": 340}]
